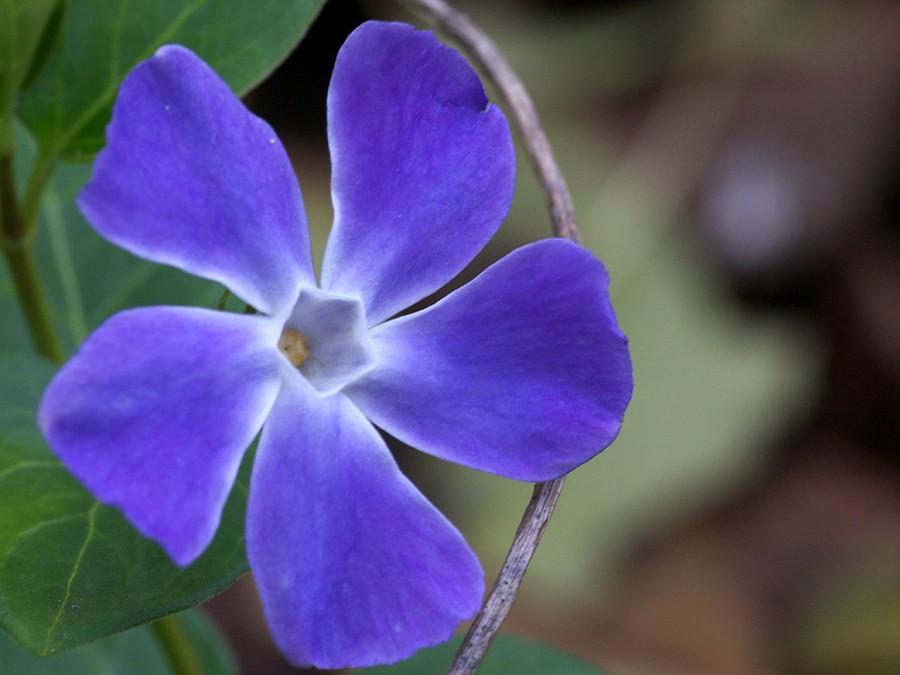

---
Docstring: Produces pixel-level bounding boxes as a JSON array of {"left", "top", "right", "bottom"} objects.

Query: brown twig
[
  {"left": 395, "top": 2, "right": 583, "bottom": 673},
  {"left": 447, "top": 477, "right": 566, "bottom": 675}
]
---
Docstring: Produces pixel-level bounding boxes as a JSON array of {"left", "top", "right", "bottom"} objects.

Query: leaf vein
[
  {"left": 43, "top": 501, "right": 100, "bottom": 648},
  {"left": 0, "top": 459, "right": 58, "bottom": 481}
]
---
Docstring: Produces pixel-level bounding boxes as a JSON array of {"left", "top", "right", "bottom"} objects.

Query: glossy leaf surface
[
  {"left": 0, "top": 357, "right": 252, "bottom": 654},
  {"left": 17, "top": 0, "right": 325, "bottom": 160}
]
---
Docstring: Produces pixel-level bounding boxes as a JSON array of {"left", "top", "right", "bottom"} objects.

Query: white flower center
[{"left": 277, "top": 287, "right": 375, "bottom": 396}]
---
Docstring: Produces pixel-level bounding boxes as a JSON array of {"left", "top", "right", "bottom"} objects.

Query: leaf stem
[
  {"left": 21, "top": 149, "right": 57, "bottom": 231},
  {"left": 0, "top": 150, "right": 64, "bottom": 363},
  {"left": 396, "top": 2, "right": 585, "bottom": 673},
  {"left": 0, "top": 151, "right": 24, "bottom": 240},
  {"left": 151, "top": 614, "right": 206, "bottom": 675}
]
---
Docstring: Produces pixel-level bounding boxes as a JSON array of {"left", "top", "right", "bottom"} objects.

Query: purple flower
[{"left": 38, "top": 21, "right": 632, "bottom": 669}]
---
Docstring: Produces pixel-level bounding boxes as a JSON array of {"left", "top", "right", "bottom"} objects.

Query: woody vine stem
[{"left": 396, "top": 1, "right": 582, "bottom": 673}]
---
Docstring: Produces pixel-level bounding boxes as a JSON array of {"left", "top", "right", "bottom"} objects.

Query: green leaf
[
  {"left": 17, "top": 0, "right": 326, "bottom": 161},
  {"left": 0, "top": 0, "right": 61, "bottom": 150},
  {"left": 0, "top": 356, "right": 252, "bottom": 654},
  {"left": 364, "top": 634, "right": 608, "bottom": 674},
  {"left": 36, "top": 159, "right": 225, "bottom": 354},
  {"left": 0, "top": 609, "right": 237, "bottom": 674}
]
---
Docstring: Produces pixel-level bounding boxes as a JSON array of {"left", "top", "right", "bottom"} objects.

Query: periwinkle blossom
[{"left": 38, "top": 21, "right": 632, "bottom": 669}]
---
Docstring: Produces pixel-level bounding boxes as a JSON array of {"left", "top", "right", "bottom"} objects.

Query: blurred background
[{"left": 206, "top": 1, "right": 900, "bottom": 672}]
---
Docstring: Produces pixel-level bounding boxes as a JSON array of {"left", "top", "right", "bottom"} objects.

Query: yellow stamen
[{"left": 278, "top": 329, "right": 309, "bottom": 367}]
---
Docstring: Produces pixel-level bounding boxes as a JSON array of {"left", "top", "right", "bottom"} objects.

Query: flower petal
[
  {"left": 247, "top": 376, "right": 483, "bottom": 669},
  {"left": 78, "top": 45, "right": 312, "bottom": 317},
  {"left": 347, "top": 239, "right": 633, "bottom": 481},
  {"left": 38, "top": 307, "right": 283, "bottom": 565},
  {"left": 320, "top": 21, "right": 515, "bottom": 325}
]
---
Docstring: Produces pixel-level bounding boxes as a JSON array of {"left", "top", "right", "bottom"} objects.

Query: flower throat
[{"left": 278, "top": 329, "right": 309, "bottom": 367}]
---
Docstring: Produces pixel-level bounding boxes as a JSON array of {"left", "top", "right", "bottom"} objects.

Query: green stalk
[
  {"left": 151, "top": 614, "right": 206, "bottom": 675},
  {"left": 20, "top": 149, "right": 56, "bottom": 230},
  {"left": 2, "top": 233, "right": 64, "bottom": 362},
  {"left": 0, "top": 150, "right": 64, "bottom": 363}
]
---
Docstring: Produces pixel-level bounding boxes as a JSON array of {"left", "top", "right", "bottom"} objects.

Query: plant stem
[
  {"left": 151, "top": 614, "right": 206, "bottom": 675},
  {"left": 0, "top": 152, "right": 24, "bottom": 241},
  {"left": 21, "top": 150, "right": 56, "bottom": 230},
  {"left": 2, "top": 235, "right": 64, "bottom": 362},
  {"left": 0, "top": 151, "right": 64, "bottom": 363},
  {"left": 448, "top": 478, "right": 566, "bottom": 675}
]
